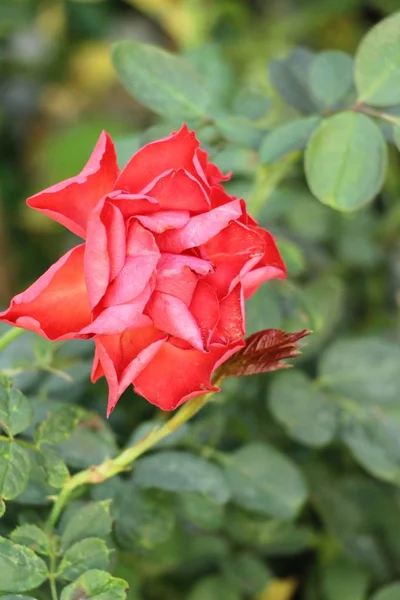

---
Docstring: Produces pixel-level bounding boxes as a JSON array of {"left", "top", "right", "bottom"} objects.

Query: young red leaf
[{"left": 219, "top": 329, "right": 311, "bottom": 378}]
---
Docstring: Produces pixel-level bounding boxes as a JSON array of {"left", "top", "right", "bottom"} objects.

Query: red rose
[{"left": 0, "top": 125, "right": 286, "bottom": 414}]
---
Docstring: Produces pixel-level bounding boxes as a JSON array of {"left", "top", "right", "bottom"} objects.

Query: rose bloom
[{"left": 0, "top": 126, "right": 285, "bottom": 415}]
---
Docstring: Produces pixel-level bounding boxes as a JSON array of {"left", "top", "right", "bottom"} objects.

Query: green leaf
[
  {"left": 245, "top": 285, "right": 282, "bottom": 335},
  {"left": 111, "top": 40, "right": 209, "bottom": 121},
  {"left": 34, "top": 405, "right": 81, "bottom": 447},
  {"left": 133, "top": 451, "right": 231, "bottom": 504},
  {"left": 320, "top": 338, "right": 400, "bottom": 483},
  {"left": 305, "top": 112, "right": 387, "bottom": 210},
  {"left": 393, "top": 124, "right": 400, "bottom": 150},
  {"left": 214, "top": 114, "right": 264, "bottom": 148},
  {"left": 0, "top": 442, "right": 31, "bottom": 500},
  {"left": 60, "top": 500, "right": 113, "bottom": 550},
  {"left": 0, "top": 536, "right": 48, "bottom": 592},
  {"left": 268, "top": 370, "right": 337, "bottom": 447},
  {"left": 372, "top": 583, "right": 400, "bottom": 600},
  {"left": 114, "top": 485, "right": 176, "bottom": 551},
  {"left": 185, "top": 43, "right": 235, "bottom": 108},
  {"left": 269, "top": 47, "right": 317, "bottom": 113},
  {"left": 180, "top": 493, "right": 224, "bottom": 531},
  {"left": 10, "top": 524, "right": 51, "bottom": 555},
  {"left": 233, "top": 88, "right": 271, "bottom": 120},
  {"left": 57, "top": 418, "right": 117, "bottom": 469},
  {"left": 223, "top": 443, "right": 308, "bottom": 519},
  {"left": 320, "top": 337, "right": 400, "bottom": 405},
  {"left": 355, "top": 11, "right": 400, "bottom": 106},
  {"left": 57, "top": 538, "right": 110, "bottom": 582},
  {"left": 188, "top": 576, "right": 240, "bottom": 600},
  {"left": 260, "top": 116, "right": 320, "bottom": 164},
  {"left": 309, "top": 51, "right": 354, "bottom": 107},
  {"left": 276, "top": 238, "right": 306, "bottom": 276},
  {"left": 224, "top": 552, "right": 272, "bottom": 595},
  {"left": 0, "top": 382, "right": 32, "bottom": 437},
  {"left": 322, "top": 557, "right": 369, "bottom": 600},
  {"left": 60, "top": 570, "right": 127, "bottom": 600},
  {"left": 37, "top": 447, "right": 69, "bottom": 489}
]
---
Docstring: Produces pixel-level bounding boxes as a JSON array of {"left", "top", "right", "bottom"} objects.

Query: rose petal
[
  {"left": 81, "top": 284, "right": 154, "bottom": 336},
  {"left": 155, "top": 254, "right": 213, "bottom": 305},
  {"left": 102, "top": 221, "right": 159, "bottom": 307},
  {"left": 93, "top": 326, "right": 167, "bottom": 416},
  {"left": 84, "top": 199, "right": 126, "bottom": 309},
  {"left": 196, "top": 148, "right": 230, "bottom": 186},
  {"left": 145, "top": 291, "right": 204, "bottom": 351},
  {"left": 114, "top": 124, "right": 204, "bottom": 193},
  {"left": 213, "top": 284, "right": 245, "bottom": 344},
  {"left": 156, "top": 199, "right": 243, "bottom": 253},
  {"left": 241, "top": 228, "right": 287, "bottom": 299},
  {"left": 27, "top": 132, "right": 118, "bottom": 238},
  {"left": 190, "top": 280, "right": 220, "bottom": 347},
  {"left": 134, "top": 339, "right": 244, "bottom": 411},
  {"left": 135, "top": 210, "right": 190, "bottom": 233},
  {"left": 0, "top": 245, "right": 91, "bottom": 340},
  {"left": 107, "top": 191, "right": 160, "bottom": 217},
  {"left": 201, "top": 221, "right": 265, "bottom": 298},
  {"left": 143, "top": 169, "right": 210, "bottom": 213}
]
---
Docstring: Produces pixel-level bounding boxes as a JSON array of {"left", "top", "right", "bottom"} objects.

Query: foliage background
[{"left": 1, "top": 0, "right": 400, "bottom": 599}]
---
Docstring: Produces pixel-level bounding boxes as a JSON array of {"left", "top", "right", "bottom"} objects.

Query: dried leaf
[{"left": 220, "top": 329, "right": 311, "bottom": 378}]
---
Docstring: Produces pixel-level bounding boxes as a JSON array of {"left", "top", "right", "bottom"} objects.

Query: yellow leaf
[{"left": 256, "top": 578, "right": 298, "bottom": 600}]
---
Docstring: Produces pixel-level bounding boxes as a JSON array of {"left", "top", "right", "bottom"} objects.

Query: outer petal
[
  {"left": 114, "top": 125, "right": 201, "bottom": 193},
  {"left": 93, "top": 326, "right": 167, "bottom": 416},
  {"left": 145, "top": 291, "right": 204, "bottom": 351},
  {"left": 27, "top": 132, "right": 119, "bottom": 238},
  {"left": 134, "top": 339, "right": 244, "bottom": 411},
  {"left": 201, "top": 221, "right": 265, "bottom": 298},
  {"left": 156, "top": 200, "right": 242, "bottom": 254},
  {"left": 0, "top": 245, "right": 91, "bottom": 340},
  {"left": 242, "top": 228, "right": 287, "bottom": 299}
]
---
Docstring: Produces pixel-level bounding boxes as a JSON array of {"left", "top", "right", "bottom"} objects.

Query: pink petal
[
  {"left": 81, "top": 284, "right": 154, "bottom": 336},
  {"left": 201, "top": 221, "right": 265, "bottom": 298},
  {"left": 27, "top": 132, "right": 119, "bottom": 238},
  {"left": 0, "top": 245, "right": 91, "bottom": 340},
  {"left": 102, "top": 222, "right": 159, "bottom": 307},
  {"left": 84, "top": 199, "right": 126, "bottom": 309},
  {"left": 155, "top": 254, "right": 213, "bottom": 305},
  {"left": 135, "top": 210, "right": 190, "bottom": 233},
  {"left": 114, "top": 124, "right": 201, "bottom": 194},
  {"left": 242, "top": 228, "right": 287, "bottom": 299},
  {"left": 156, "top": 200, "right": 243, "bottom": 253},
  {"left": 134, "top": 339, "right": 244, "bottom": 411},
  {"left": 93, "top": 326, "right": 167, "bottom": 416},
  {"left": 107, "top": 191, "right": 160, "bottom": 217},
  {"left": 145, "top": 291, "right": 204, "bottom": 351}
]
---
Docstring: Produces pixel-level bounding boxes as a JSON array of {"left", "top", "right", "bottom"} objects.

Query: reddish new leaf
[{"left": 219, "top": 329, "right": 311, "bottom": 377}]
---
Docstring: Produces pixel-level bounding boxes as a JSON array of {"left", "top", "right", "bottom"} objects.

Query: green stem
[
  {"left": 353, "top": 103, "right": 400, "bottom": 126},
  {"left": 46, "top": 392, "right": 213, "bottom": 530},
  {"left": 48, "top": 537, "right": 59, "bottom": 600},
  {"left": 0, "top": 435, "right": 39, "bottom": 452},
  {"left": 0, "top": 327, "right": 24, "bottom": 353}
]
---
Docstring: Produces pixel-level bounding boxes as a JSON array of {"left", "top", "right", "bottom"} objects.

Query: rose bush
[{"left": 0, "top": 125, "right": 285, "bottom": 414}]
